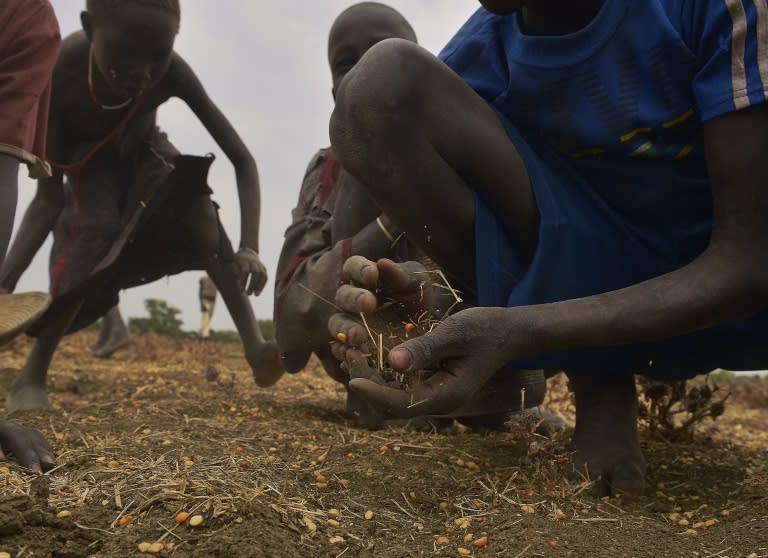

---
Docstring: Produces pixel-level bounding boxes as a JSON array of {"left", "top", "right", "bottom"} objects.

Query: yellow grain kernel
[
  {"left": 147, "top": 542, "right": 164, "bottom": 554},
  {"left": 364, "top": 510, "right": 374, "bottom": 520},
  {"left": 463, "top": 533, "right": 474, "bottom": 543},
  {"left": 189, "top": 515, "right": 204, "bottom": 528},
  {"left": 473, "top": 536, "right": 488, "bottom": 548},
  {"left": 56, "top": 510, "right": 72, "bottom": 519},
  {"left": 457, "top": 548, "right": 471, "bottom": 556},
  {"left": 336, "top": 332, "right": 348, "bottom": 343},
  {"left": 118, "top": 515, "right": 135, "bottom": 527},
  {"left": 521, "top": 504, "right": 535, "bottom": 514},
  {"left": 137, "top": 542, "right": 151, "bottom": 553}
]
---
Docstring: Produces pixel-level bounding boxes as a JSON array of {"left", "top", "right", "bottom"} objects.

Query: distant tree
[{"left": 128, "top": 299, "right": 186, "bottom": 337}]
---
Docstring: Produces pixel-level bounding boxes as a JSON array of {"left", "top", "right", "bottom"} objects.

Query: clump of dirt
[{"left": 0, "top": 333, "right": 766, "bottom": 557}]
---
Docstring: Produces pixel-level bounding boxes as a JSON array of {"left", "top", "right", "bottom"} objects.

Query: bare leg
[
  {"left": 199, "top": 301, "right": 214, "bottom": 339},
  {"left": 566, "top": 370, "right": 646, "bottom": 498},
  {"left": 0, "top": 154, "right": 18, "bottom": 264},
  {"left": 178, "top": 196, "right": 283, "bottom": 387},
  {"left": 91, "top": 305, "right": 132, "bottom": 358},
  {"left": 330, "top": 39, "right": 539, "bottom": 289},
  {"left": 6, "top": 298, "right": 82, "bottom": 412}
]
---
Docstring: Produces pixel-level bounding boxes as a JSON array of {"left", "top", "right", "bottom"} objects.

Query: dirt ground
[{"left": 0, "top": 332, "right": 766, "bottom": 558}]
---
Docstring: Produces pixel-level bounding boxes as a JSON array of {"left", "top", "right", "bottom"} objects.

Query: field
[{"left": 0, "top": 332, "right": 766, "bottom": 558}]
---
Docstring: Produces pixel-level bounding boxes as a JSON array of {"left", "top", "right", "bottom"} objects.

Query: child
[
  {"left": 0, "top": 0, "right": 60, "bottom": 343},
  {"left": 3, "top": 0, "right": 282, "bottom": 412},
  {"left": 275, "top": 2, "right": 545, "bottom": 429},
  {"left": 0, "top": 0, "right": 60, "bottom": 476},
  {"left": 329, "top": 0, "right": 768, "bottom": 496}
]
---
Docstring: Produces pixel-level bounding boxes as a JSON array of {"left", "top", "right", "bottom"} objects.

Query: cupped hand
[
  {"left": 235, "top": 248, "right": 268, "bottom": 296},
  {"left": 0, "top": 420, "right": 55, "bottom": 474}
]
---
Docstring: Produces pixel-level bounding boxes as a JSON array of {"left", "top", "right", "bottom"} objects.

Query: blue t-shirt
[
  {"left": 440, "top": 0, "right": 767, "bottom": 162},
  {"left": 438, "top": 0, "right": 768, "bottom": 376}
]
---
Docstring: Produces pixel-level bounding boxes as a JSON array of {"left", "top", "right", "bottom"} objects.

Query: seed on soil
[
  {"left": 463, "top": 534, "right": 473, "bottom": 543},
  {"left": 189, "top": 514, "right": 204, "bottom": 527},
  {"left": 554, "top": 509, "right": 568, "bottom": 520},
  {"left": 678, "top": 519, "right": 689, "bottom": 527},
  {"left": 328, "top": 508, "right": 340, "bottom": 516},
  {"left": 302, "top": 516, "right": 317, "bottom": 533},
  {"left": 439, "top": 502, "right": 449, "bottom": 511},
  {"left": 719, "top": 509, "right": 730, "bottom": 517},
  {"left": 681, "top": 529, "right": 698, "bottom": 536},
  {"left": 317, "top": 454, "right": 326, "bottom": 463},
  {"left": 473, "top": 536, "right": 488, "bottom": 548},
  {"left": 118, "top": 515, "right": 135, "bottom": 526},
  {"left": 404, "top": 322, "right": 416, "bottom": 333},
  {"left": 338, "top": 478, "right": 350, "bottom": 488},
  {"left": 456, "top": 458, "right": 465, "bottom": 467},
  {"left": 437, "top": 536, "right": 450, "bottom": 545},
  {"left": 0, "top": 552, "right": 11, "bottom": 558},
  {"left": 521, "top": 505, "right": 535, "bottom": 514},
  {"left": 547, "top": 540, "right": 558, "bottom": 549},
  {"left": 327, "top": 519, "right": 340, "bottom": 527},
  {"left": 175, "top": 512, "right": 189, "bottom": 524},
  {"left": 457, "top": 548, "right": 471, "bottom": 556},
  {"left": 336, "top": 332, "right": 347, "bottom": 343},
  {"left": 137, "top": 542, "right": 151, "bottom": 552},
  {"left": 365, "top": 510, "right": 374, "bottom": 520},
  {"left": 108, "top": 460, "right": 120, "bottom": 468},
  {"left": 56, "top": 510, "right": 72, "bottom": 519},
  {"left": 329, "top": 536, "right": 344, "bottom": 544},
  {"left": 147, "top": 542, "right": 164, "bottom": 554}
]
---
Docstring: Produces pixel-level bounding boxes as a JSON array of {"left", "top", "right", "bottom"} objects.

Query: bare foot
[
  {"left": 0, "top": 292, "right": 50, "bottom": 347},
  {"left": 247, "top": 340, "right": 285, "bottom": 388},
  {"left": 91, "top": 334, "right": 133, "bottom": 358},
  {"left": 567, "top": 371, "right": 646, "bottom": 498},
  {"left": 5, "top": 382, "right": 50, "bottom": 413}
]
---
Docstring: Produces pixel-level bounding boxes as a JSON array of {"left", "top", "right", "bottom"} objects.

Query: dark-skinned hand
[
  {"left": 0, "top": 420, "right": 55, "bottom": 474},
  {"left": 329, "top": 257, "right": 525, "bottom": 417},
  {"left": 234, "top": 247, "right": 268, "bottom": 296}
]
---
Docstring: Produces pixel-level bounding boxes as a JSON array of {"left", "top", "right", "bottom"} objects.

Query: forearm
[
  {"left": 235, "top": 158, "right": 260, "bottom": 252},
  {"left": 516, "top": 245, "right": 768, "bottom": 359},
  {"left": 0, "top": 179, "right": 64, "bottom": 291}
]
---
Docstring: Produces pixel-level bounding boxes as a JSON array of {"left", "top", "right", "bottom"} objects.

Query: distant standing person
[{"left": 199, "top": 275, "right": 217, "bottom": 339}]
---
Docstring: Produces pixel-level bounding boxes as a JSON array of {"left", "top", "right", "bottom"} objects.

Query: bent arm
[
  {"left": 0, "top": 173, "right": 65, "bottom": 292},
  {"left": 174, "top": 56, "right": 260, "bottom": 252},
  {"left": 509, "top": 105, "right": 768, "bottom": 360}
]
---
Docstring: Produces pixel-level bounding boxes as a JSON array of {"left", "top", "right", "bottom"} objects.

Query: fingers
[
  {"left": 246, "top": 268, "right": 268, "bottom": 296},
  {"left": 348, "top": 369, "right": 469, "bottom": 417},
  {"left": 377, "top": 259, "right": 429, "bottom": 294},
  {"left": 328, "top": 314, "right": 372, "bottom": 347},
  {"left": 335, "top": 284, "right": 378, "bottom": 313},
  {"left": 342, "top": 255, "right": 379, "bottom": 288}
]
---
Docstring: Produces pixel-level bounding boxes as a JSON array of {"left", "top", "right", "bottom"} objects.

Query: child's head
[
  {"left": 82, "top": 0, "right": 180, "bottom": 97},
  {"left": 328, "top": 2, "right": 416, "bottom": 99}
]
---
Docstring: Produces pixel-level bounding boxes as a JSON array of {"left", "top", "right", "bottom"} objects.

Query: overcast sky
[{"left": 13, "top": 1, "right": 478, "bottom": 332}]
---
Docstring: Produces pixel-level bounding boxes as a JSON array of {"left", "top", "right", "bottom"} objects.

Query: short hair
[
  {"left": 86, "top": 0, "right": 181, "bottom": 22},
  {"left": 332, "top": 2, "right": 417, "bottom": 43}
]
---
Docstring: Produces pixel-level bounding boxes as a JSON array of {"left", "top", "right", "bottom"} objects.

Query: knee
[{"left": 330, "top": 39, "right": 431, "bottom": 151}]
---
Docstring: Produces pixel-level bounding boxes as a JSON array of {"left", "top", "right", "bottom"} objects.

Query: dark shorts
[
  {"left": 32, "top": 138, "right": 233, "bottom": 335},
  {"left": 475, "top": 115, "right": 768, "bottom": 380}
]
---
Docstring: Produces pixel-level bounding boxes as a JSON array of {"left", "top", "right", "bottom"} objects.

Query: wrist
[{"left": 238, "top": 243, "right": 259, "bottom": 255}]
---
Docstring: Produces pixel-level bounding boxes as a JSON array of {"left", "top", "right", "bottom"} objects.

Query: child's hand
[
  {"left": 329, "top": 257, "right": 520, "bottom": 417},
  {"left": 0, "top": 420, "right": 55, "bottom": 474},
  {"left": 235, "top": 247, "right": 268, "bottom": 296}
]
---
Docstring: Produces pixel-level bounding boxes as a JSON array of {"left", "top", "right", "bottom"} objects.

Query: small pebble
[{"left": 189, "top": 515, "right": 204, "bottom": 528}]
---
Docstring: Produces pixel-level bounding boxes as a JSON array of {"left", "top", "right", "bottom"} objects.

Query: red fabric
[
  {"left": 0, "top": 0, "right": 60, "bottom": 160},
  {"left": 49, "top": 89, "right": 156, "bottom": 297}
]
